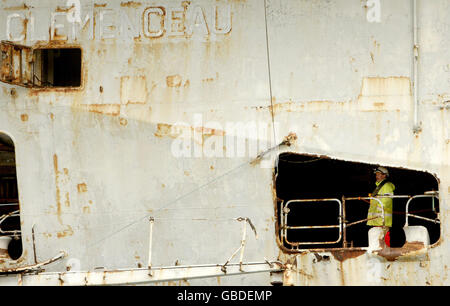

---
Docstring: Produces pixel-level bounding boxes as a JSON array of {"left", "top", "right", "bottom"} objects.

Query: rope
[
  {"left": 393, "top": 209, "right": 437, "bottom": 215},
  {"left": 263, "top": 0, "right": 277, "bottom": 147}
]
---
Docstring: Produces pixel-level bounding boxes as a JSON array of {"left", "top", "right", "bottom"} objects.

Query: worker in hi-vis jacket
[{"left": 367, "top": 166, "right": 395, "bottom": 247}]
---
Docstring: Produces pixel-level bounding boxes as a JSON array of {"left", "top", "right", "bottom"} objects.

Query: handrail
[
  {"left": 280, "top": 193, "right": 440, "bottom": 249},
  {"left": 282, "top": 198, "right": 342, "bottom": 246},
  {"left": 0, "top": 251, "right": 66, "bottom": 274},
  {"left": 0, "top": 203, "right": 19, "bottom": 207},
  {"left": 405, "top": 194, "right": 440, "bottom": 226},
  {"left": 0, "top": 209, "right": 21, "bottom": 236},
  {"left": 344, "top": 197, "right": 385, "bottom": 225}
]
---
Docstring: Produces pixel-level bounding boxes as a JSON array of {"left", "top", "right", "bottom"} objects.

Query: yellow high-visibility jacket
[{"left": 367, "top": 180, "right": 395, "bottom": 227}]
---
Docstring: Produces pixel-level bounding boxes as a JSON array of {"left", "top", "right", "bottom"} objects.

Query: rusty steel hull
[{"left": 0, "top": 0, "right": 449, "bottom": 285}]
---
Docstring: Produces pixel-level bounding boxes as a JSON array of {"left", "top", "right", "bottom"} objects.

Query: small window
[
  {"left": 0, "top": 41, "right": 82, "bottom": 88},
  {"left": 33, "top": 48, "right": 81, "bottom": 87},
  {"left": 0, "top": 133, "right": 22, "bottom": 260},
  {"left": 275, "top": 153, "right": 440, "bottom": 251}
]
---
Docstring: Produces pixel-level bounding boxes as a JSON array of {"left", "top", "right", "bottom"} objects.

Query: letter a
[{"left": 366, "top": 0, "right": 381, "bottom": 23}]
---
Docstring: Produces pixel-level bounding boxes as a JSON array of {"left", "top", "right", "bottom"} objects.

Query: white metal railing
[
  {"left": 280, "top": 192, "right": 440, "bottom": 249},
  {"left": 405, "top": 193, "right": 440, "bottom": 226},
  {"left": 0, "top": 209, "right": 21, "bottom": 237},
  {"left": 281, "top": 198, "right": 343, "bottom": 247}
]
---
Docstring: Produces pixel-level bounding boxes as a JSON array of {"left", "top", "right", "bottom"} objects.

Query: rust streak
[
  {"left": 65, "top": 192, "right": 70, "bottom": 207},
  {"left": 166, "top": 75, "right": 183, "bottom": 88},
  {"left": 56, "top": 225, "right": 74, "bottom": 238},
  {"left": 195, "top": 126, "right": 226, "bottom": 137},
  {"left": 257, "top": 100, "right": 348, "bottom": 113},
  {"left": 154, "top": 123, "right": 226, "bottom": 139},
  {"left": 22, "top": 18, "right": 28, "bottom": 41},
  {"left": 77, "top": 104, "right": 121, "bottom": 116},
  {"left": 29, "top": 86, "right": 81, "bottom": 96},
  {"left": 56, "top": 5, "right": 75, "bottom": 12},
  {"left": 121, "top": 1, "right": 142, "bottom": 8},
  {"left": 154, "top": 123, "right": 176, "bottom": 138},
  {"left": 53, "top": 154, "right": 63, "bottom": 224},
  {"left": 77, "top": 183, "right": 88, "bottom": 193},
  {"left": 4, "top": 4, "right": 31, "bottom": 10}
]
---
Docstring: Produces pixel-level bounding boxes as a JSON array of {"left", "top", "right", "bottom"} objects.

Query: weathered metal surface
[
  {"left": 0, "top": 0, "right": 448, "bottom": 285},
  {"left": 2, "top": 261, "right": 283, "bottom": 286}
]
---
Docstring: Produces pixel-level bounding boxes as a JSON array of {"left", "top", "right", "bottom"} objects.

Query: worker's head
[{"left": 374, "top": 166, "right": 389, "bottom": 182}]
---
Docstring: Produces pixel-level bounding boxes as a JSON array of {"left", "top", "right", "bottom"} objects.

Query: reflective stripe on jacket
[{"left": 367, "top": 180, "right": 395, "bottom": 227}]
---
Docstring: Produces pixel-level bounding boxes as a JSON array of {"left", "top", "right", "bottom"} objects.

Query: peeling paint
[
  {"left": 0, "top": 0, "right": 448, "bottom": 287},
  {"left": 75, "top": 104, "right": 121, "bottom": 116},
  {"left": 56, "top": 225, "right": 74, "bottom": 238},
  {"left": 77, "top": 183, "right": 88, "bottom": 193},
  {"left": 330, "top": 249, "right": 366, "bottom": 262},
  {"left": 358, "top": 76, "right": 412, "bottom": 111},
  {"left": 53, "top": 154, "right": 63, "bottom": 225},
  {"left": 166, "top": 75, "right": 183, "bottom": 88},
  {"left": 374, "top": 241, "right": 426, "bottom": 262},
  {"left": 121, "top": 1, "right": 142, "bottom": 8},
  {"left": 154, "top": 123, "right": 226, "bottom": 139},
  {"left": 120, "top": 76, "right": 148, "bottom": 104}
]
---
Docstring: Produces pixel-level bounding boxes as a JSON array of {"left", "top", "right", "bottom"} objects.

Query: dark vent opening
[{"left": 35, "top": 48, "right": 81, "bottom": 87}]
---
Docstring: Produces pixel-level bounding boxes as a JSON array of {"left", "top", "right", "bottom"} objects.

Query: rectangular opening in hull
[
  {"left": 33, "top": 48, "right": 81, "bottom": 87},
  {"left": 0, "top": 41, "right": 82, "bottom": 88},
  {"left": 275, "top": 153, "right": 441, "bottom": 251}
]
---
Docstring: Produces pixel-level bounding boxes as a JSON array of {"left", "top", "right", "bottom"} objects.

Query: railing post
[
  {"left": 148, "top": 217, "right": 154, "bottom": 276},
  {"left": 342, "top": 196, "right": 347, "bottom": 248},
  {"left": 238, "top": 218, "right": 247, "bottom": 272},
  {"left": 222, "top": 217, "right": 257, "bottom": 273}
]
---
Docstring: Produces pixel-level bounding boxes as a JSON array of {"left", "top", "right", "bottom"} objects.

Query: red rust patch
[
  {"left": 331, "top": 249, "right": 366, "bottom": 262},
  {"left": 374, "top": 241, "right": 426, "bottom": 261}
]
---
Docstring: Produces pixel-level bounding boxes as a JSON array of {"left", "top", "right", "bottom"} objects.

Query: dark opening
[
  {"left": 0, "top": 133, "right": 22, "bottom": 260},
  {"left": 34, "top": 48, "right": 81, "bottom": 87},
  {"left": 275, "top": 153, "right": 440, "bottom": 251}
]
